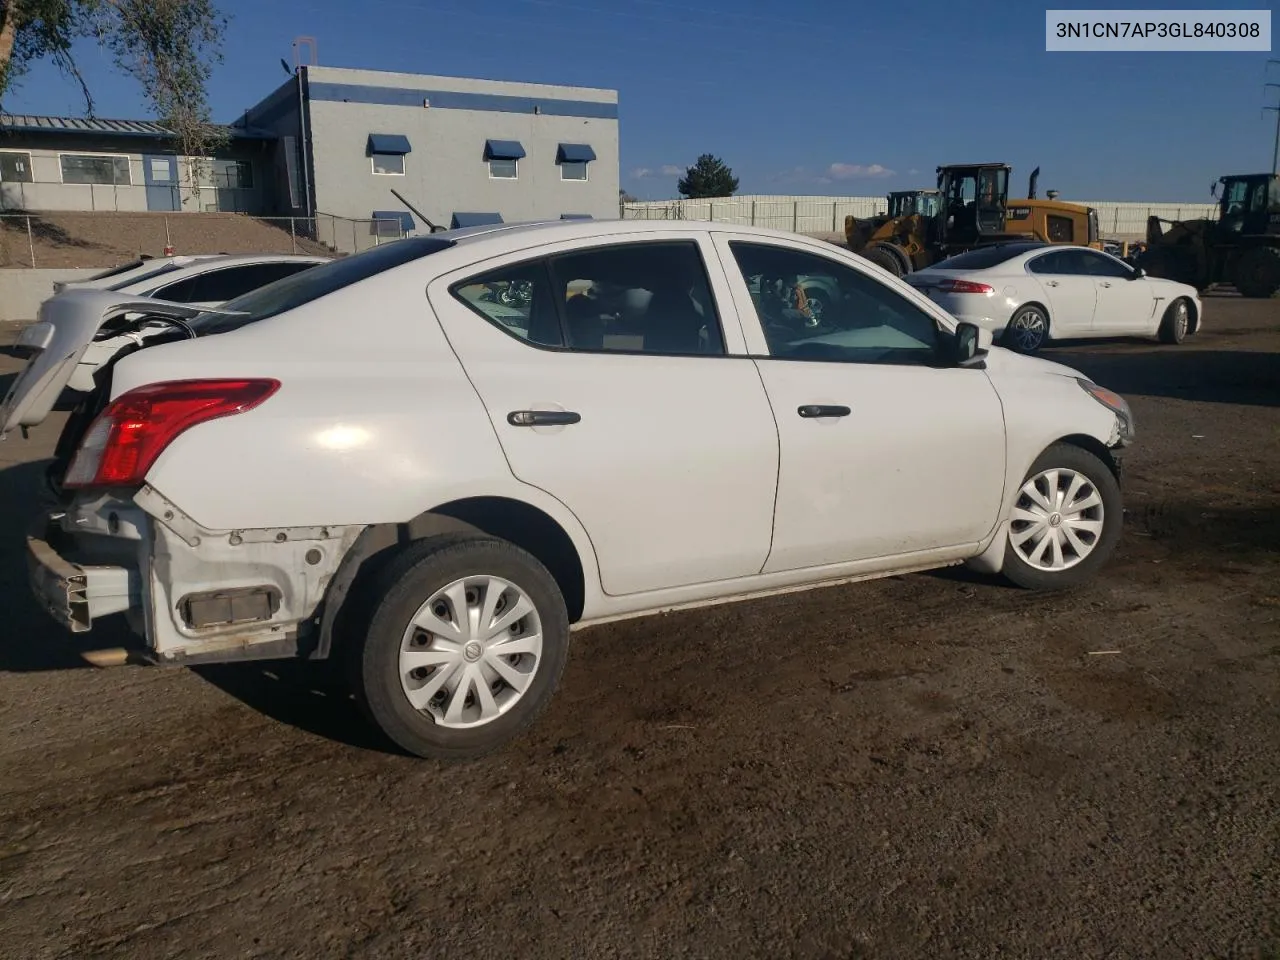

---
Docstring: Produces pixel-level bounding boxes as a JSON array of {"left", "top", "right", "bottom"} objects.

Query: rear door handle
[
  {"left": 507, "top": 409, "right": 581, "bottom": 427},
  {"left": 1099, "top": 281, "right": 1112, "bottom": 288},
  {"left": 797, "top": 404, "right": 851, "bottom": 419},
  {"left": 1045, "top": 280, "right": 1060, "bottom": 287}
]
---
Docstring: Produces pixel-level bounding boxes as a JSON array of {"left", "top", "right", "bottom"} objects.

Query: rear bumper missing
[{"left": 26, "top": 521, "right": 136, "bottom": 634}]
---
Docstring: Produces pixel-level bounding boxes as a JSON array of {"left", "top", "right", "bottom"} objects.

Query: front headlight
[{"left": 1076, "top": 378, "right": 1134, "bottom": 443}]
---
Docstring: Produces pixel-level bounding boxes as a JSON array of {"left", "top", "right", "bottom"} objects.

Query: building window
[
  {"left": 0, "top": 152, "right": 33, "bottom": 183},
  {"left": 60, "top": 155, "right": 131, "bottom": 186},
  {"left": 209, "top": 159, "right": 254, "bottom": 189},
  {"left": 489, "top": 158, "right": 518, "bottom": 180},
  {"left": 556, "top": 143, "right": 596, "bottom": 182},
  {"left": 371, "top": 153, "right": 405, "bottom": 176}
]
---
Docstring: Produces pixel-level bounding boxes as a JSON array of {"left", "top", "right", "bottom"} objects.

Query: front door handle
[
  {"left": 797, "top": 404, "right": 851, "bottom": 419},
  {"left": 1099, "top": 281, "right": 1112, "bottom": 288},
  {"left": 1045, "top": 280, "right": 1060, "bottom": 287},
  {"left": 508, "top": 409, "right": 581, "bottom": 427}
]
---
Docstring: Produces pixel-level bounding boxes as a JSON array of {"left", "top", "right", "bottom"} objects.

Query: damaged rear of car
[{"left": 5, "top": 236, "right": 460, "bottom": 665}]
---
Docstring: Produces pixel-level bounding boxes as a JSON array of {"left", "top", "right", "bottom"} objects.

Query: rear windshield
[
  {"left": 106, "top": 262, "right": 185, "bottom": 290},
  {"left": 86, "top": 259, "right": 148, "bottom": 282},
  {"left": 931, "top": 243, "right": 1045, "bottom": 270},
  {"left": 189, "top": 236, "right": 456, "bottom": 335}
]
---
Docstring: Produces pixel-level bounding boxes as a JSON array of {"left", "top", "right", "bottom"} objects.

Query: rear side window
[
  {"left": 450, "top": 241, "right": 726, "bottom": 356},
  {"left": 152, "top": 262, "right": 320, "bottom": 304},
  {"left": 189, "top": 237, "right": 455, "bottom": 335},
  {"left": 931, "top": 243, "right": 1044, "bottom": 270}
]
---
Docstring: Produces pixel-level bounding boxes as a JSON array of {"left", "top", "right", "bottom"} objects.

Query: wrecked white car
[{"left": 4, "top": 220, "right": 1134, "bottom": 760}]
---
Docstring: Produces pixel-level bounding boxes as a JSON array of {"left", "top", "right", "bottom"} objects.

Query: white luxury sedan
[
  {"left": 905, "top": 242, "right": 1201, "bottom": 354},
  {"left": 5, "top": 220, "right": 1134, "bottom": 760}
]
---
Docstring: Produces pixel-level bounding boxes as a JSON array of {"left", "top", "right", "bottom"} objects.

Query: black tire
[
  {"left": 1231, "top": 246, "right": 1280, "bottom": 299},
  {"left": 864, "top": 245, "right": 905, "bottom": 277},
  {"left": 1157, "top": 297, "right": 1191, "bottom": 344},
  {"left": 1002, "top": 303, "right": 1050, "bottom": 354},
  {"left": 351, "top": 536, "right": 570, "bottom": 760},
  {"left": 1001, "top": 442, "right": 1123, "bottom": 591}
]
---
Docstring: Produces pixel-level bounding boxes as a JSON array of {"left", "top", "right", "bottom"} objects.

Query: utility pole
[{"left": 1267, "top": 61, "right": 1280, "bottom": 174}]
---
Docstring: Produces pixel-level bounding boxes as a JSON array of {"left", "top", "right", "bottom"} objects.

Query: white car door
[
  {"left": 428, "top": 234, "right": 780, "bottom": 597},
  {"left": 712, "top": 233, "right": 1007, "bottom": 573},
  {"left": 1077, "top": 250, "right": 1162, "bottom": 336},
  {"left": 1024, "top": 249, "right": 1100, "bottom": 336}
]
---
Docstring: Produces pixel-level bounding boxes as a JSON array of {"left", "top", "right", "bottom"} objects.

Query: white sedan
[
  {"left": 905, "top": 242, "right": 1201, "bottom": 354},
  {"left": 5, "top": 220, "right": 1134, "bottom": 760}
]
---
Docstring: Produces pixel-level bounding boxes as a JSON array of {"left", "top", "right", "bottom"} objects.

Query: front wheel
[
  {"left": 1158, "top": 297, "right": 1191, "bottom": 344},
  {"left": 1001, "top": 443, "right": 1123, "bottom": 591},
  {"left": 352, "top": 536, "right": 570, "bottom": 760}
]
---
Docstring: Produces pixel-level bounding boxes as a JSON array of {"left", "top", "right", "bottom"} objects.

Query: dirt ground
[{"left": 0, "top": 298, "right": 1277, "bottom": 959}]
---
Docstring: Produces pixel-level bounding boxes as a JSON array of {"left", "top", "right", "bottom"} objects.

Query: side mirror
[
  {"left": 952, "top": 321, "right": 991, "bottom": 367},
  {"left": 1130, "top": 266, "right": 1146, "bottom": 279}
]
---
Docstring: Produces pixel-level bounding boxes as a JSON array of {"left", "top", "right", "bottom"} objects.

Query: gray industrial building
[{"left": 1, "top": 65, "right": 620, "bottom": 247}]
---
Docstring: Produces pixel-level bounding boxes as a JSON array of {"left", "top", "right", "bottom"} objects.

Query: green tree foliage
[
  {"left": 0, "top": 0, "right": 228, "bottom": 177},
  {"left": 677, "top": 154, "right": 739, "bottom": 199}
]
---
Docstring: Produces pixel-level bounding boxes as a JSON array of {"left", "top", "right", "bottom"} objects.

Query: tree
[
  {"left": 677, "top": 154, "right": 739, "bottom": 199},
  {"left": 0, "top": 0, "right": 228, "bottom": 194},
  {"left": 619, "top": 187, "right": 638, "bottom": 203}
]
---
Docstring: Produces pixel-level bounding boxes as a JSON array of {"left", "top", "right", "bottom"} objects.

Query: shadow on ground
[{"left": 1050, "top": 347, "right": 1280, "bottom": 407}]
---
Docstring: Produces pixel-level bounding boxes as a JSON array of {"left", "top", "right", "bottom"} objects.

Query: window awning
[
  {"left": 560, "top": 214, "right": 593, "bottom": 220},
  {"left": 556, "top": 143, "right": 596, "bottom": 163},
  {"left": 372, "top": 210, "right": 414, "bottom": 231},
  {"left": 483, "top": 139, "right": 526, "bottom": 161},
  {"left": 367, "top": 133, "right": 412, "bottom": 155},
  {"left": 451, "top": 212, "right": 505, "bottom": 228}
]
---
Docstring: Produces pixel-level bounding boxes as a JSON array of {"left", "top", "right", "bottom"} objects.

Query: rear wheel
[
  {"left": 1158, "top": 297, "right": 1191, "bottom": 344},
  {"left": 864, "top": 245, "right": 905, "bottom": 277},
  {"left": 1231, "top": 246, "right": 1280, "bottom": 299},
  {"left": 351, "top": 536, "right": 570, "bottom": 760},
  {"left": 1003, "top": 304, "right": 1049, "bottom": 354},
  {"left": 1002, "top": 443, "right": 1122, "bottom": 591}
]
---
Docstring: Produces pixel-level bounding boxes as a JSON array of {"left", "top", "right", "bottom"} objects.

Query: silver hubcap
[
  {"left": 399, "top": 576, "right": 543, "bottom": 729},
  {"left": 1174, "top": 302, "right": 1188, "bottom": 337},
  {"left": 1009, "top": 468, "right": 1105, "bottom": 571},
  {"left": 1010, "top": 309, "right": 1047, "bottom": 351}
]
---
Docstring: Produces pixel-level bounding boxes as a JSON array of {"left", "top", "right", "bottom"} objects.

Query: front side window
[
  {"left": 728, "top": 242, "right": 942, "bottom": 365},
  {"left": 451, "top": 241, "right": 726, "bottom": 356},
  {"left": 61, "top": 154, "right": 131, "bottom": 186},
  {"left": 1077, "top": 251, "right": 1133, "bottom": 279},
  {"left": 488, "top": 158, "right": 518, "bottom": 180},
  {"left": 560, "top": 160, "right": 588, "bottom": 181},
  {"left": 372, "top": 153, "right": 405, "bottom": 176}
]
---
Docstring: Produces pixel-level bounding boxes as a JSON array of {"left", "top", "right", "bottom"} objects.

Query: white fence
[{"left": 621, "top": 195, "right": 1219, "bottom": 241}]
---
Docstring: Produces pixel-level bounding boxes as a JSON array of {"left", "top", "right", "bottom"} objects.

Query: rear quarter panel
[{"left": 108, "top": 265, "right": 595, "bottom": 562}]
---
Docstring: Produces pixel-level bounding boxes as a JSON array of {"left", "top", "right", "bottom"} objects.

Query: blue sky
[{"left": 3, "top": 0, "right": 1276, "bottom": 201}]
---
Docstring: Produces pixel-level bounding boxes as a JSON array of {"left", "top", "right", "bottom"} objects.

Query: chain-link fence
[{"left": 0, "top": 211, "right": 407, "bottom": 267}]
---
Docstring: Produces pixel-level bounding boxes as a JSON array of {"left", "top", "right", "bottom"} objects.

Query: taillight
[
  {"left": 938, "top": 279, "right": 996, "bottom": 294},
  {"left": 64, "top": 379, "right": 280, "bottom": 489}
]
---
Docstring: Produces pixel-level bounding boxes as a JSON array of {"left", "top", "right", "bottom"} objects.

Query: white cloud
[
  {"left": 631, "top": 164, "right": 683, "bottom": 179},
  {"left": 826, "top": 163, "right": 896, "bottom": 180},
  {"left": 908, "top": 168, "right": 920, "bottom": 175},
  {"left": 660, "top": 164, "right": 684, "bottom": 176},
  {"left": 630, "top": 167, "right": 653, "bottom": 179}
]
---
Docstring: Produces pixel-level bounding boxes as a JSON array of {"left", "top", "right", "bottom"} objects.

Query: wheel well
[
  {"left": 1055, "top": 434, "right": 1120, "bottom": 480},
  {"left": 312, "top": 497, "right": 588, "bottom": 661}
]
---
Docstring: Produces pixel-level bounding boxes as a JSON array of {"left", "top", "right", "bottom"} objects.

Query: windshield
[
  {"left": 931, "top": 243, "right": 1044, "bottom": 270},
  {"left": 189, "top": 236, "right": 457, "bottom": 335}
]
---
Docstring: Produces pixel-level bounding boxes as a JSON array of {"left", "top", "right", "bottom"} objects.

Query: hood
[{"left": 980, "top": 344, "right": 1089, "bottom": 382}]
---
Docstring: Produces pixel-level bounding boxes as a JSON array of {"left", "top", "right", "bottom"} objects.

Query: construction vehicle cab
[
  {"left": 886, "top": 189, "right": 940, "bottom": 219},
  {"left": 936, "top": 164, "right": 1011, "bottom": 248},
  {"left": 1140, "top": 173, "right": 1280, "bottom": 297}
]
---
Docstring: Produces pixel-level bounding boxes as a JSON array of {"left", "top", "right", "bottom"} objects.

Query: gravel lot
[{"left": 1, "top": 297, "right": 1277, "bottom": 959}]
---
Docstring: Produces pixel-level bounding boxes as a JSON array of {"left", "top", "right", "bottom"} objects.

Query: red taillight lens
[
  {"left": 938, "top": 279, "right": 995, "bottom": 294},
  {"left": 64, "top": 379, "right": 280, "bottom": 489}
]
